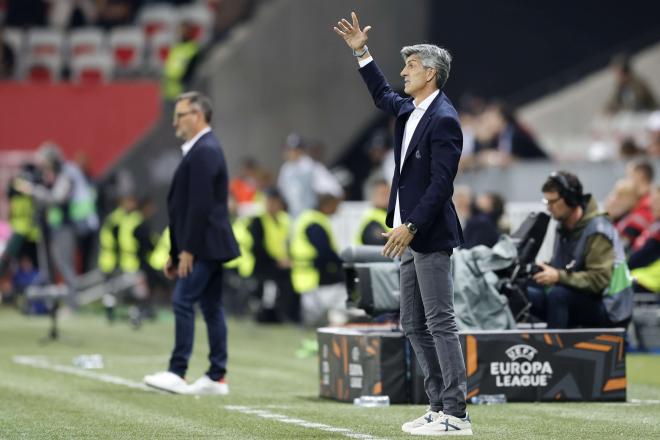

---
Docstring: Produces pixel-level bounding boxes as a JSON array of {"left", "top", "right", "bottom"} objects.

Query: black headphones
[{"left": 548, "top": 172, "right": 582, "bottom": 207}]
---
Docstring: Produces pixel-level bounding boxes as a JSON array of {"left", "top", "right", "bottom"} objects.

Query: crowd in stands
[{"left": 0, "top": 0, "right": 255, "bottom": 91}]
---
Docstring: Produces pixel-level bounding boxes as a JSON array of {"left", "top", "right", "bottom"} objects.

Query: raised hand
[{"left": 333, "top": 11, "right": 372, "bottom": 51}]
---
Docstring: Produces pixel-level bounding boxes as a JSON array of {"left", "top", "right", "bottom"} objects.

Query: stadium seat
[
  {"left": 26, "top": 28, "right": 64, "bottom": 59},
  {"left": 24, "top": 55, "right": 62, "bottom": 83},
  {"left": 178, "top": 4, "right": 214, "bottom": 45},
  {"left": 109, "top": 26, "right": 145, "bottom": 74},
  {"left": 147, "top": 31, "right": 175, "bottom": 73},
  {"left": 138, "top": 4, "right": 178, "bottom": 39},
  {"left": 71, "top": 53, "right": 114, "bottom": 85},
  {"left": 67, "top": 28, "right": 106, "bottom": 59}
]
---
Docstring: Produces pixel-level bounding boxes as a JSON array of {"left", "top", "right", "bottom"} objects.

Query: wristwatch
[
  {"left": 352, "top": 45, "right": 369, "bottom": 57},
  {"left": 404, "top": 222, "right": 418, "bottom": 235}
]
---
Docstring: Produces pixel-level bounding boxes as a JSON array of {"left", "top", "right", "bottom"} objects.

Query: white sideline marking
[
  {"left": 225, "top": 406, "right": 388, "bottom": 440},
  {"left": 13, "top": 355, "right": 161, "bottom": 393},
  {"left": 14, "top": 356, "right": 388, "bottom": 440}
]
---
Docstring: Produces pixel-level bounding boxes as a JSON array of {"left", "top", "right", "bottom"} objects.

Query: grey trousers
[{"left": 400, "top": 248, "right": 467, "bottom": 417}]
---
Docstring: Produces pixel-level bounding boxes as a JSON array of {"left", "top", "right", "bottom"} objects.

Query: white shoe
[
  {"left": 187, "top": 375, "right": 229, "bottom": 395},
  {"left": 411, "top": 413, "right": 472, "bottom": 436},
  {"left": 402, "top": 410, "right": 443, "bottom": 433},
  {"left": 143, "top": 371, "right": 189, "bottom": 394}
]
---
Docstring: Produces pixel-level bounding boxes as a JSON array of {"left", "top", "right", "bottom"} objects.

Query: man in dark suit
[
  {"left": 334, "top": 12, "right": 472, "bottom": 436},
  {"left": 144, "top": 91, "right": 239, "bottom": 395}
]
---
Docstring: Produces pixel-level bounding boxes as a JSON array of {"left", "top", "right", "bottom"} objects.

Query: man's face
[
  {"left": 543, "top": 190, "right": 571, "bottom": 222},
  {"left": 172, "top": 99, "right": 200, "bottom": 141},
  {"left": 400, "top": 55, "right": 434, "bottom": 97}
]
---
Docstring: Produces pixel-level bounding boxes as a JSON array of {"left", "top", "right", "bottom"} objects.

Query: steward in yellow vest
[
  {"left": 247, "top": 188, "right": 298, "bottom": 322},
  {"left": 1, "top": 164, "right": 42, "bottom": 276},
  {"left": 356, "top": 179, "right": 390, "bottom": 245},
  {"left": 290, "top": 194, "right": 343, "bottom": 294},
  {"left": 163, "top": 22, "right": 201, "bottom": 101}
]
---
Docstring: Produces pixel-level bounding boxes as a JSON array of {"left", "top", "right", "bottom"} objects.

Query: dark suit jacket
[
  {"left": 359, "top": 61, "right": 464, "bottom": 252},
  {"left": 167, "top": 130, "right": 240, "bottom": 264}
]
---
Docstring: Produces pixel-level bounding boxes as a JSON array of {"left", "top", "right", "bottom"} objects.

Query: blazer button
[{"left": 399, "top": 184, "right": 406, "bottom": 189}]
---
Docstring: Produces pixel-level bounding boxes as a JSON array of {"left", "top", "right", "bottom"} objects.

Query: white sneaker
[
  {"left": 187, "top": 375, "right": 229, "bottom": 395},
  {"left": 411, "top": 413, "right": 473, "bottom": 436},
  {"left": 402, "top": 410, "right": 443, "bottom": 433},
  {"left": 143, "top": 371, "right": 189, "bottom": 394}
]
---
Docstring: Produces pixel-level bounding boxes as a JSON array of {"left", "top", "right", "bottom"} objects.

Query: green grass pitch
[{"left": 1, "top": 307, "right": 659, "bottom": 439}]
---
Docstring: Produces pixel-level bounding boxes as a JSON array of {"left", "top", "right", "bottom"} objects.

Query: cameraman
[{"left": 528, "top": 171, "right": 632, "bottom": 328}]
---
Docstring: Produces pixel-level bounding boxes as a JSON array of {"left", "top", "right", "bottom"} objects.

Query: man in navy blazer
[
  {"left": 335, "top": 12, "right": 472, "bottom": 436},
  {"left": 144, "top": 91, "right": 239, "bottom": 395}
]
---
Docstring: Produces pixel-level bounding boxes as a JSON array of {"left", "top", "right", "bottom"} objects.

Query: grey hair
[
  {"left": 176, "top": 91, "right": 213, "bottom": 123},
  {"left": 400, "top": 44, "right": 452, "bottom": 90}
]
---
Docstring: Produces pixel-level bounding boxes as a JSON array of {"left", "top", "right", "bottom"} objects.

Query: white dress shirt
[{"left": 181, "top": 126, "right": 211, "bottom": 156}]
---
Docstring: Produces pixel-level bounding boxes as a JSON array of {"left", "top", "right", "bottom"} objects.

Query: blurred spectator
[
  {"left": 605, "top": 178, "right": 638, "bottom": 224},
  {"left": 528, "top": 171, "right": 631, "bottom": 328},
  {"left": 96, "top": 0, "right": 140, "bottom": 29},
  {"left": 355, "top": 179, "right": 390, "bottom": 246},
  {"left": 647, "top": 111, "right": 660, "bottom": 157},
  {"left": 629, "top": 184, "right": 660, "bottom": 293},
  {"left": 619, "top": 137, "right": 645, "bottom": 160},
  {"left": 277, "top": 133, "right": 343, "bottom": 218},
  {"left": 229, "top": 157, "right": 260, "bottom": 208},
  {"left": 361, "top": 130, "right": 393, "bottom": 200},
  {"left": 473, "top": 101, "right": 548, "bottom": 167},
  {"left": 1, "top": 26, "right": 15, "bottom": 79},
  {"left": 452, "top": 185, "right": 473, "bottom": 227},
  {"left": 619, "top": 160, "right": 655, "bottom": 251},
  {"left": 290, "top": 194, "right": 345, "bottom": 327},
  {"left": 48, "top": 0, "right": 97, "bottom": 29},
  {"left": 163, "top": 20, "right": 201, "bottom": 100},
  {"left": 5, "top": 0, "right": 47, "bottom": 27},
  {"left": 605, "top": 54, "right": 657, "bottom": 114},
  {"left": 462, "top": 192, "right": 505, "bottom": 249}
]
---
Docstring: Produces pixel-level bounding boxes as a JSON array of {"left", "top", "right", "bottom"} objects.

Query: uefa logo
[{"left": 505, "top": 344, "right": 538, "bottom": 362}]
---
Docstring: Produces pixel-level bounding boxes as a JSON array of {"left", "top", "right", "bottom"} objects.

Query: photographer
[{"left": 528, "top": 171, "right": 632, "bottom": 328}]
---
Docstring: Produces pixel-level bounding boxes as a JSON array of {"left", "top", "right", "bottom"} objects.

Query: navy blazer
[
  {"left": 167, "top": 131, "right": 240, "bottom": 263},
  {"left": 359, "top": 61, "right": 464, "bottom": 252}
]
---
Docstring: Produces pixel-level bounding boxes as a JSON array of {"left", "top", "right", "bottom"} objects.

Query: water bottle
[
  {"left": 73, "top": 354, "right": 104, "bottom": 369},
  {"left": 470, "top": 394, "right": 507, "bottom": 405},
  {"left": 353, "top": 395, "right": 390, "bottom": 407}
]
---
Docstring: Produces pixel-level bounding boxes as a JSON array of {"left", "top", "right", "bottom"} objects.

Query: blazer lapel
[
  {"left": 402, "top": 114, "right": 432, "bottom": 166},
  {"left": 395, "top": 100, "right": 415, "bottom": 168},
  {"left": 401, "top": 93, "right": 442, "bottom": 167}
]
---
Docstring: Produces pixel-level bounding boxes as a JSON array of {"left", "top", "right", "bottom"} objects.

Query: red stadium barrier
[{"left": 0, "top": 81, "right": 161, "bottom": 176}]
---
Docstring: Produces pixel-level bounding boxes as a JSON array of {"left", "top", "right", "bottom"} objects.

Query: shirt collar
[
  {"left": 181, "top": 127, "right": 211, "bottom": 156},
  {"left": 415, "top": 89, "right": 440, "bottom": 111}
]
